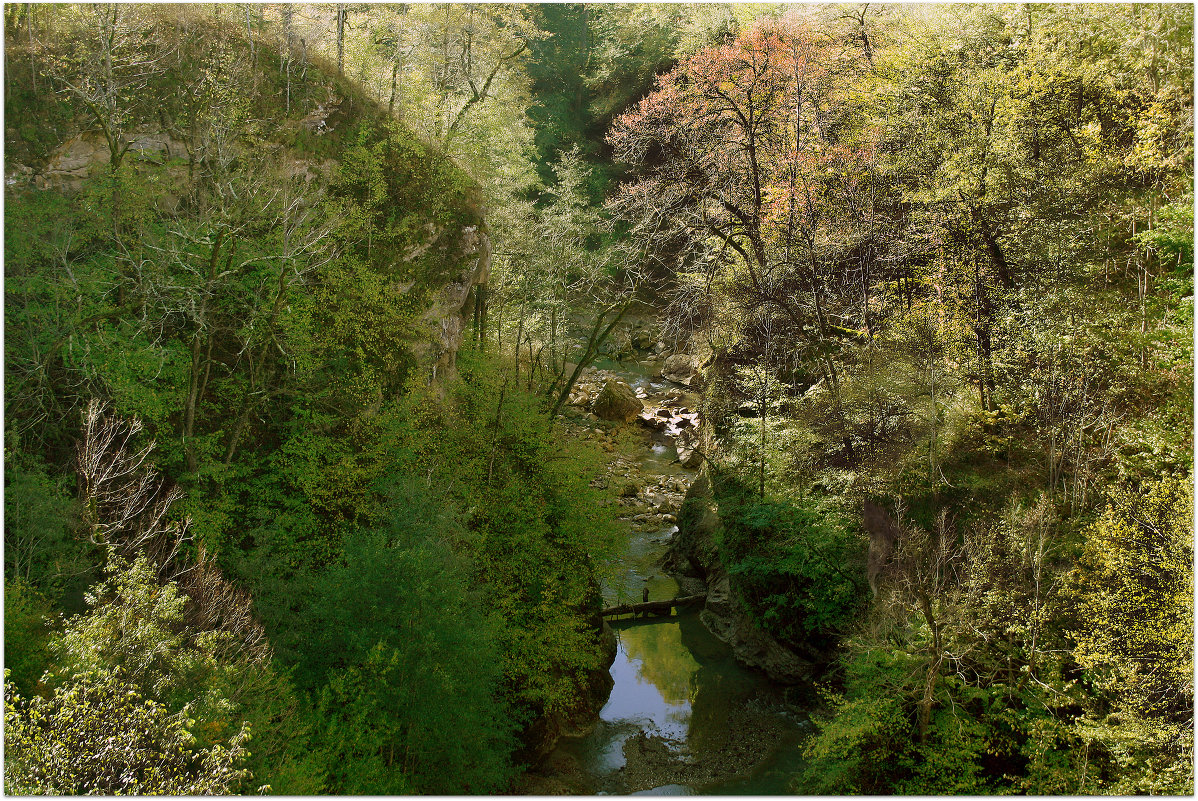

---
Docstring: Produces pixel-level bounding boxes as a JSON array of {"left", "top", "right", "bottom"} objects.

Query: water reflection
[
  {"left": 553, "top": 610, "right": 808, "bottom": 794},
  {"left": 603, "top": 525, "right": 681, "bottom": 608},
  {"left": 543, "top": 353, "right": 809, "bottom": 794},
  {"left": 606, "top": 621, "right": 698, "bottom": 743}
]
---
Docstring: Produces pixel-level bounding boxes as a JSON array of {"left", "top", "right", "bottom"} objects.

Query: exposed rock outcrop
[
  {"left": 593, "top": 379, "right": 643, "bottom": 422},
  {"left": 409, "top": 224, "right": 491, "bottom": 381},
  {"left": 661, "top": 354, "right": 703, "bottom": 388},
  {"left": 664, "top": 472, "right": 812, "bottom": 683},
  {"left": 699, "top": 601, "right": 811, "bottom": 683},
  {"left": 20, "top": 116, "right": 489, "bottom": 383},
  {"left": 518, "top": 619, "right": 617, "bottom": 763},
  {"left": 673, "top": 429, "right": 704, "bottom": 469},
  {"left": 32, "top": 129, "right": 190, "bottom": 193}
]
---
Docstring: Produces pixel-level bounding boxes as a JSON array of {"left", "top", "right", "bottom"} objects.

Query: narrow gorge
[{"left": 5, "top": 4, "right": 1192, "bottom": 796}]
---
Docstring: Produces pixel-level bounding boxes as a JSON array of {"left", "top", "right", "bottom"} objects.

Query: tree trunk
[
  {"left": 26, "top": 3, "right": 36, "bottom": 93},
  {"left": 282, "top": 4, "right": 293, "bottom": 113},
  {"left": 389, "top": 52, "right": 402, "bottom": 116},
  {"left": 600, "top": 594, "right": 706, "bottom": 618},
  {"left": 336, "top": 4, "right": 346, "bottom": 75},
  {"left": 548, "top": 300, "right": 631, "bottom": 419}
]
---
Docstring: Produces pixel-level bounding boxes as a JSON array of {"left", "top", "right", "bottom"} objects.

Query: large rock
[
  {"left": 661, "top": 354, "right": 702, "bottom": 388},
  {"left": 592, "top": 379, "right": 643, "bottom": 422},
  {"left": 664, "top": 472, "right": 812, "bottom": 683},
  {"left": 677, "top": 444, "right": 703, "bottom": 469},
  {"left": 36, "top": 129, "right": 189, "bottom": 193},
  {"left": 700, "top": 605, "right": 811, "bottom": 684},
  {"left": 410, "top": 224, "right": 491, "bottom": 382},
  {"left": 673, "top": 429, "right": 703, "bottom": 469}
]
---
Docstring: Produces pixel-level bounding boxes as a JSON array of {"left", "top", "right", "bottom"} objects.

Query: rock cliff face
[
  {"left": 408, "top": 222, "right": 491, "bottom": 381},
  {"left": 28, "top": 129, "right": 188, "bottom": 192}
]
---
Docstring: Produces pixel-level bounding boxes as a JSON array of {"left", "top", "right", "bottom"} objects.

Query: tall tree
[{"left": 610, "top": 15, "right": 880, "bottom": 459}]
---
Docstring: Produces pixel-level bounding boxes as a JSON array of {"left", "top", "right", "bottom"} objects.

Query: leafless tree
[
  {"left": 76, "top": 400, "right": 270, "bottom": 662},
  {"left": 177, "top": 543, "right": 270, "bottom": 662},
  {"left": 77, "top": 400, "right": 189, "bottom": 578}
]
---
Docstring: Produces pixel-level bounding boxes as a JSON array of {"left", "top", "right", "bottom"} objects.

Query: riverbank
[{"left": 518, "top": 352, "right": 814, "bottom": 795}]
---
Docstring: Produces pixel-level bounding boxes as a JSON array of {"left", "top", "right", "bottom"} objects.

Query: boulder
[
  {"left": 653, "top": 496, "right": 679, "bottom": 515},
  {"left": 593, "top": 378, "right": 643, "bottom": 423},
  {"left": 569, "top": 381, "right": 597, "bottom": 408},
  {"left": 661, "top": 354, "right": 703, "bottom": 388},
  {"left": 674, "top": 430, "right": 703, "bottom": 468},
  {"left": 678, "top": 446, "right": 703, "bottom": 469}
]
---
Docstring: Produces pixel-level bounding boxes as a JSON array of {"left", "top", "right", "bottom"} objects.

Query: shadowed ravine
[{"left": 539, "top": 361, "right": 815, "bottom": 795}]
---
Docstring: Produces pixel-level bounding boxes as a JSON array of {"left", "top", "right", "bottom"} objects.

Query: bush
[
  {"left": 1067, "top": 476, "right": 1194, "bottom": 794},
  {"left": 5, "top": 668, "right": 250, "bottom": 795},
  {"left": 3, "top": 580, "right": 54, "bottom": 695},
  {"left": 716, "top": 478, "right": 867, "bottom": 653},
  {"left": 291, "top": 484, "right": 518, "bottom": 794}
]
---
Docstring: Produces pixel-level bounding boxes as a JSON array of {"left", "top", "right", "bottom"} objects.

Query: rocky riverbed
[
  {"left": 563, "top": 354, "right": 705, "bottom": 533},
  {"left": 519, "top": 343, "right": 811, "bottom": 796}
]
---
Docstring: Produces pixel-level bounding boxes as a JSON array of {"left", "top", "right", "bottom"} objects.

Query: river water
[{"left": 545, "top": 359, "right": 813, "bottom": 795}]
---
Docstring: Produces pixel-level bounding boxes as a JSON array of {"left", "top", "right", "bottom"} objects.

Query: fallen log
[{"left": 600, "top": 593, "right": 706, "bottom": 619}]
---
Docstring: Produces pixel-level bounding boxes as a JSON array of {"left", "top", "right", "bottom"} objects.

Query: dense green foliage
[
  {"left": 606, "top": 4, "right": 1192, "bottom": 794},
  {"left": 713, "top": 472, "right": 866, "bottom": 655},
  {"left": 4, "top": 4, "right": 626, "bottom": 794},
  {"left": 5, "top": 2, "right": 1192, "bottom": 796},
  {"left": 296, "top": 512, "right": 516, "bottom": 793}
]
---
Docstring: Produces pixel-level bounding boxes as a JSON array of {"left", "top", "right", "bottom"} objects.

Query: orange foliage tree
[{"left": 609, "top": 16, "right": 889, "bottom": 459}]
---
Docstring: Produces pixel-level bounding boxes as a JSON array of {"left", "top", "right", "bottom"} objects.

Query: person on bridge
[{"left": 642, "top": 583, "right": 650, "bottom": 604}]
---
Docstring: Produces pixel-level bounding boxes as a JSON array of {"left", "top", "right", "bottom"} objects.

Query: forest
[{"left": 3, "top": 2, "right": 1192, "bottom": 795}]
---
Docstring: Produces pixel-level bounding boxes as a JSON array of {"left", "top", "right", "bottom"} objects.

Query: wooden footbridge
[{"left": 600, "top": 593, "right": 706, "bottom": 620}]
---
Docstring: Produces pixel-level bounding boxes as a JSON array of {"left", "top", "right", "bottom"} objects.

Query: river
[{"left": 541, "top": 357, "right": 814, "bottom": 795}]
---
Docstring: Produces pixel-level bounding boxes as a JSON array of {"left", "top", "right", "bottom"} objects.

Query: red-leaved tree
[{"left": 608, "top": 15, "right": 887, "bottom": 459}]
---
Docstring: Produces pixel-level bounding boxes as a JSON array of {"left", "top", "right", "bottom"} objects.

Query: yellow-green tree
[{"left": 1069, "top": 477, "right": 1194, "bottom": 794}]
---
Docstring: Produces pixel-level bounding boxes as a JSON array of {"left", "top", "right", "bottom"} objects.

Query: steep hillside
[
  {"left": 6, "top": 5, "right": 488, "bottom": 404},
  {"left": 5, "top": 6, "right": 617, "bottom": 794},
  {"left": 5, "top": 6, "right": 495, "bottom": 483}
]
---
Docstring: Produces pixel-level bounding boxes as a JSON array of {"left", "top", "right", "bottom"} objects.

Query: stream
[{"left": 540, "top": 357, "right": 814, "bottom": 795}]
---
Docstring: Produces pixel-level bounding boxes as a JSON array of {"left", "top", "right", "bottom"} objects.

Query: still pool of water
[{"left": 552, "top": 611, "right": 812, "bottom": 795}]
